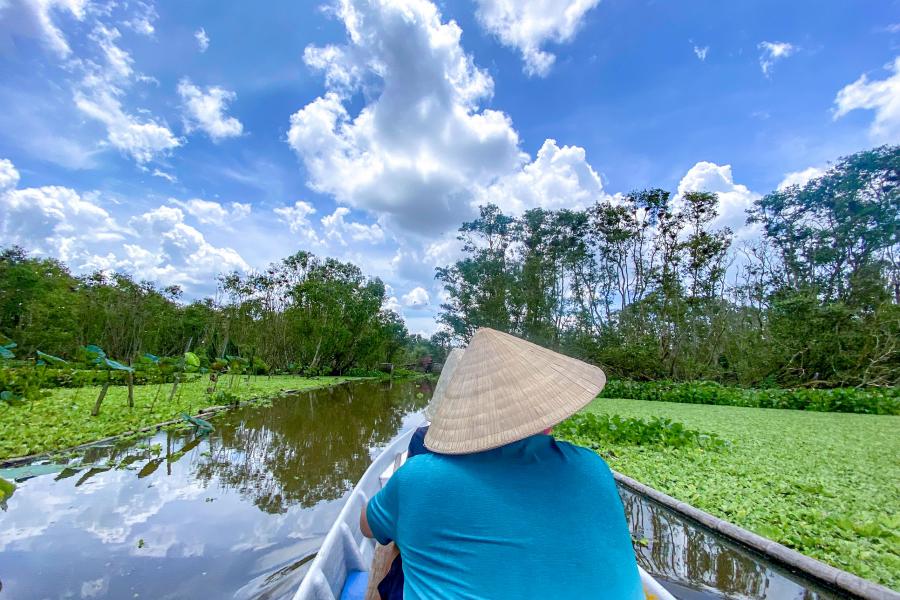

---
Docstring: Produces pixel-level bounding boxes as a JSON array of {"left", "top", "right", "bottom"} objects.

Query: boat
[{"left": 292, "top": 425, "right": 678, "bottom": 600}]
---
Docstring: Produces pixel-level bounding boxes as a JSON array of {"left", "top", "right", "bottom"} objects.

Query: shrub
[
  {"left": 555, "top": 412, "right": 728, "bottom": 451},
  {"left": 345, "top": 367, "right": 384, "bottom": 377},
  {"left": 600, "top": 380, "right": 900, "bottom": 415}
]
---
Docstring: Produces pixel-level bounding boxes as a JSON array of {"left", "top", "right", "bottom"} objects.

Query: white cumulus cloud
[
  {"left": 321, "top": 207, "right": 385, "bottom": 245},
  {"left": 72, "top": 24, "right": 181, "bottom": 164},
  {"left": 177, "top": 78, "right": 243, "bottom": 142},
  {"left": 402, "top": 286, "right": 430, "bottom": 308},
  {"left": 693, "top": 45, "right": 709, "bottom": 61},
  {"left": 74, "top": 83, "right": 181, "bottom": 163},
  {"left": 0, "top": 0, "right": 88, "bottom": 58},
  {"left": 287, "top": 0, "right": 526, "bottom": 235},
  {"left": 758, "top": 41, "right": 795, "bottom": 77},
  {"left": 0, "top": 158, "right": 20, "bottom": 190},
  {"left": 778, "top": 166, "right": 825, "bottom": 190},
  {"left": 677, "top": 161, "right": 760, "bottom": 237},
  {"left": 170, "top": 198, "right": 251, "bottom": 227},
  {"left": 833, "top": 57, "right": 900, "bottom": 143},
  {"left": 0, "top": 158, "right": 249, "bottom": 295},
  {"left": 195, "top": 27, "right": 209, "bottom": 52},
  {"left": 384, "top": 295, "right": 403, "bottom": 315},
  {"left": 126, "top": 206, "right": 249, "bottom": 285},
  {"left": 479, "top": 139, "right": 609, "bottom": 213},
  {"left": 274, "top": 200, "right": 321, "bottom": 244},
  {"left": 124, "top": 2, "right": 157, "bottom": 37},
  {"left": 474, "top": 0, "right": 601, "bottom": 77}
]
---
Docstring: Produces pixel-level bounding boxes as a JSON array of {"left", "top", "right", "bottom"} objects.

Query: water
[
  {"left": 0, "top": 379, "right": 850, "bottom": 599},
  {"left": 0, "top": 379, "right": 431, "bottom": 600},
  {"left": 623, "top": 487, "right": 845, "bottom": 599}
]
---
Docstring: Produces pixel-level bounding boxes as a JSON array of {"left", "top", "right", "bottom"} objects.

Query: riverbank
[
  {"left": 0, "top": 375, "right": 362, "bottom": 461},
  {"left": 579, "top": 398, "right": 900, "bottom": 590}
]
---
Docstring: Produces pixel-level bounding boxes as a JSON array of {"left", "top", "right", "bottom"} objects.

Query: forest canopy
[
  {"left": 2, "top": 145, "right": 897, "bottom": 386},
  {"left": 0, "top": 249, "right": 422, "bottom": 374},
  {"left": 437, "top": 145, "right": 899, "bottom": 387}
]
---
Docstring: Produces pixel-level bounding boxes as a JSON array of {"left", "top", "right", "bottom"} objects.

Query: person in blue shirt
[{"left": 361, "top": 328, "right": 644, "bottom": 600}]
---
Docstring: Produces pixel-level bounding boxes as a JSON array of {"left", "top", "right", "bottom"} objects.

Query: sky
[{"left": 0, "top": 0, "right": 898, "bottom": 335}]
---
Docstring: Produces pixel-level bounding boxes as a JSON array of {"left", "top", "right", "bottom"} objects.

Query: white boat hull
[{"left": 293, "top": 426, "right": 677, "bottom": 600}]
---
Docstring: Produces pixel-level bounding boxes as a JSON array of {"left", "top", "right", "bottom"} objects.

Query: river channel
[{"left": 0, "top": 379, "right": 847, "bottom": 599}]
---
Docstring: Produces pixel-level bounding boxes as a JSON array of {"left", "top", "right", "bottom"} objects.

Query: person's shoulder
[
  {"left": 396, "top": 451, "right": 446, "bottom": 478},
  {"left": 554, "top": 439, "right": 614, "bottom": 476}
]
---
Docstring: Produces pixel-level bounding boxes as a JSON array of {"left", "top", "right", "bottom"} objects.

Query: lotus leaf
[
  {"left": 36, "top": 351, "right": 68, "bottom": 366},
  {"left": 104, "top": 359, "right": 134, "bottom": 372}
]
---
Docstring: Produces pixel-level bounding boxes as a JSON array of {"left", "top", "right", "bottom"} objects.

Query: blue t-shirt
[
  {"left": 366, "top": 434, "right": 644, "bottom": 600},
  {"left": 407, "top": 425, "right": 430, "bottom": 458}
]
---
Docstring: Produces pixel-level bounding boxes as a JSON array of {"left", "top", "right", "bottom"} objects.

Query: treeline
[
  {"left": 0, "top": 249, "right": 431, "bottom": 374},
  {"left": 437, "top": 145, "right": 899, "bottom": 387}
]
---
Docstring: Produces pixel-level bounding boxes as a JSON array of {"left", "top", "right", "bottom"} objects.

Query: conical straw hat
[
  {"left": 424, "top": 328, "right": 606, "bottom": 454},
  {"left": 424, "top": 348, "right": 464, "bottom": 420}
]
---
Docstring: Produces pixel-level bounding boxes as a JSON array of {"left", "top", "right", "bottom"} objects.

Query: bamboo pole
[{"left": 91, "top": 381, "right": 110, "bottom": 416}]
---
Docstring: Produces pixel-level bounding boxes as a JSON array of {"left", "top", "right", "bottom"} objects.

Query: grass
[
  {"left": 0, "top": 375, "right": 359, "bottom": 461},
  {"left": 577, "top": 398, "right": 900, "bottom": 590}
]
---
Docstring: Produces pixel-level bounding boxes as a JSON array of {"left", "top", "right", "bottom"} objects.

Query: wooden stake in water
[{"left": 92, "top": 381, "right": 110, "bottom": 416}]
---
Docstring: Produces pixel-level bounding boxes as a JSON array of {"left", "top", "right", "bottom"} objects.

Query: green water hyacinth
[
  {"left": 601, "top": 380, "right": 900, "bottom": 415},
  {"left": 183, "top": 352, "right": 200, "bottom": 372},
  {"left": 577, "top": 398, "right": 900, "bottom": 589}
]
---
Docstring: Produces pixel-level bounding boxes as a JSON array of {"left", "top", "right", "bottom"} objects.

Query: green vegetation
[
  {"left": 438, "top": 145, "right": 899, "bottom": 388},
  {"left": 0, "top": 375, "right": 357, "bottom": 460},
  {"left": 556, "top": 412, "right": 728, "bottom": 450},
  {"left": 0, "top": 248, "right": 449, "bottom": 376},
  {"left": 0, "top": 475, "right": 15, "bottom": 502},
  {"left": 601, "top": 379, "right": 900, "bottom": 415},
  {"left": 571, "top": 398, "right": 900, "bottom": 589}
]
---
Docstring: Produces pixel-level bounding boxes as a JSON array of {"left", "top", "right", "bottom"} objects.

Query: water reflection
[
  {"left": 620, "top": 486, "right": 843, "bottom": 599},
  {"left": 0, "top": 379, "right": 430, "bottom": 600},
  {"left": 1, "top": 378, "right": 851, "bottom": 600},
  {"left": 193, "top": 381, "right": 425, "bottom": 514}
]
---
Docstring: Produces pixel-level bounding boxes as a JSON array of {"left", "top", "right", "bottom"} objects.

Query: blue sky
[{"left": 1, "top": 0, "right": 898, "bottom": 334}]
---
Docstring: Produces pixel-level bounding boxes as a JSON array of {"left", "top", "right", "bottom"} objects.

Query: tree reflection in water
[
  {"left": 0, "top": 379, "right": 431, "bottom": 600},
  {"left": 193, "top": 379, "right": 429, "bottom": 513},
  {"left": 620, "top": 487, "right": 841, "bottom": 599}
]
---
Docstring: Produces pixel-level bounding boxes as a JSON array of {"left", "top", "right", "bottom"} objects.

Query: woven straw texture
[
  {"left": 424, "top": 328, "right": 606, "bottom": 454},
  {"left": 424, "top": 348, "right": 464, "bottom": 420}
]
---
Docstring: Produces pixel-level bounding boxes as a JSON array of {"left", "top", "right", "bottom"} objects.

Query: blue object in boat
[{"left": 339, "top": 570, "right": 368, "bottom": 600}]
